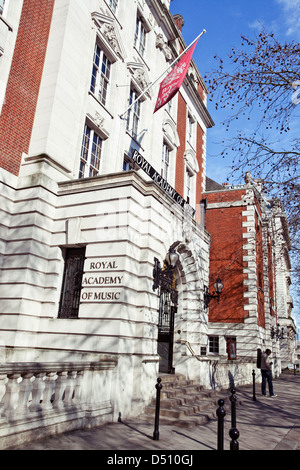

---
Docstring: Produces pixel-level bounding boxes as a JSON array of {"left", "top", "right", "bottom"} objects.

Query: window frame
[
  {"left": 126, "top": 87, "right": 141, "bottom": 139},
  {"left": 79, "top": 123, "right": 103, "bottom": 179},
  {"left": 209, "top": 336, "right": 219, "bottom": 354},
  {"left": 90, "top": 43, "right": 112, "bottom": 107},
  {"left": 0, "top": 0, "right": 6, "bottom": 16},
  {"left": 226, "top": 337, "right": 237, "bottom": 360},
  {"left": 58, "top": 247, "right": 86, "bottom": 319},
  {"left": 108, "top": 0, "right": 118, "bottom": 14},
  {"left": 134, "top": 15, "right": 146, "bottom": 57},
  {"left": 185, "top": 167, "right": 193, "bottom": 204},
  {"left": 184, "top": 150, "right": 199, "bottom": 208},
  {"left": 161, "top": 142, "right": 171, "bottom": 181},
  {"left": 187, "top": 112, "right": 196, "bottom": 149}
]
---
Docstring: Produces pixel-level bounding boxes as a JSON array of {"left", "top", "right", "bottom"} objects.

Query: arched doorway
[
  {"left": 153, "top": 242, "right": 205, "bottom": 376},
  {"left": 153, "top": 250, "right": 178, "bottom": 374},
  {"left": 157, "top": 286, "right": 178, "bottom": 373}
]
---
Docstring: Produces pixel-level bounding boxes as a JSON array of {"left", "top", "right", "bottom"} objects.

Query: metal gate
[
  {"left": 153, "top": 254, "right": 179, "bottom": 374},
  {"left": 157, "top": 284, "right": 178, "bottom": 374}
]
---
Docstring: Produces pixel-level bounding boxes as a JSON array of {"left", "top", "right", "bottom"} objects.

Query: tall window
[
  {"left": 186, "top": 168, "right": 192, "bottom": 204},
  {"left": 108, "top": 0, "right": 118, "bottom": 14},
  {"left": 58, "top": 247, "right": 85, "bottom": 319},
  {"left": 90, "top": 44, "right": 111, "bottom": 106},
  {"left": 126, "top": 88, "right": 141, "bottom": 139},
  {"left": 209, "top": 336, "right": 219, "bottom": 354},
  {"left": 79, "top": 124, "right": 103, "bottom": 178},
  {"left": 161, "top": 143, "right": 170, "bottom": 181},
  {"left": 0, "top": 0, "right": 5, "bottom": 15},
  {"left": 187, "top": 114, "right": 195, "bottom": 145},
  {"left": 226, "top": 338, "right": 237, "bottom": 360},
  {"left": 134, "top": 16, "right": 146, "bottom": 57}
]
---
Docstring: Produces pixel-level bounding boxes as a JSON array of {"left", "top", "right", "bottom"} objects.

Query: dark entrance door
[{"left": 158, "top": 290, "right": 177, "bottom": 374}]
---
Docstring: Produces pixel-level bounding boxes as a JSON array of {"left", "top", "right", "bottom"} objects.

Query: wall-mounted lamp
[
  {"left": 152, "top": 247, "right": 179, "bottom": 302},
  {"left": 204, "top": 277, "right": 224, "bottom": 309},
  {"left": 165, "top": 247, "right": 179, "bottom": 268},
  {"left": 270, "top": 324, "right": 284, "bottom": 341}
]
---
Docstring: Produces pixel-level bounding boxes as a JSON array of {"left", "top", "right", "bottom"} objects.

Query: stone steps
[{"left": 142, "top": 374, "right": 230, "bottom": 429}]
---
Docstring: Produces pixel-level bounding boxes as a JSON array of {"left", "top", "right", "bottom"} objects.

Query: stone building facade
[
  {"left": 0, "top": 0, "right": 295, "bottom": 448},
  {"left": 0, "top": 0, "right": 215, "bottom": 446},
  {"left": 204, "top": 174, "right": 296, "bottom": 383}
]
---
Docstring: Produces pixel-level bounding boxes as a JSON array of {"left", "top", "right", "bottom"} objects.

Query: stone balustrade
[{"left": 0, "top": 359, "right": 117, "bottom": 449}]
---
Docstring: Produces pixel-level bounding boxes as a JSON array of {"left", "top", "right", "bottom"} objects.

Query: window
[
  {"left": 226, "top": 338, "right": 237, "bottom": 360},
  {"left": 134, "top": 16, "right": 146, "bottom": 57},
  {"left": 90, "top": 44, "right": 111, "bottom": 106},
  {"left": 200, "top": 199, "right": 206, "bottom": 228},
  {"left": 79, "top": 124, "right": 103, "bottom": 178},
  {"left": 108, "top": 0, "right": 118, "bottom": 14},
  {"left": 58, "top": 247, "right": 85, "bottom": 319},
  {"left": 187, "top": 115, "right": 193, "bottom": 142},
  {"left": 126, "top": 88, "right": 141, "bottom": 139},
  {"left": 186, "top": 168, "right": 192, "bottom": 204},
  {"left": 161, "top": 143, "right": 170, "bottom": 181},
  {"left": 184, "top": 150, "right": 198, "bottom": 208},
  {"left": 187, "top": 113, "right": 195, "bottom": 147},
  {"left": 209, "top": 336, "right": 219, "bottom": 354},
  {"left": 123, "top": 155, "right": 136, "bottom": 171}
]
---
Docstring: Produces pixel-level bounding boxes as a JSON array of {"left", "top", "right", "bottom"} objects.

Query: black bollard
[
  {"left": 153, "top": 377, "right": 162, "bottom": 441},
  {"left": 229, "top": 388, "right": 239, "bottom": 450},
  {"left": 252, "top": 369, "right": 256, "bottom": 401},
  {"left": 230, "top": 388, "right": 237, "bottom": 428},
  {"left": 229, "top": 427, "right": 240, "bottom": 451},
  {"left": 216, "top": 399, "right": 226, "bottom": 450}
]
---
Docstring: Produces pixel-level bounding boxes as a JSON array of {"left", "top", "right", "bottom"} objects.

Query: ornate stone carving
[
  {"left": 91, "top": 12, "right": 125, "bottom": 60},
  {"left": 101, "top": 23, "right": 119, "bottom": 55},
  {"left": 94, "top": 112, "right": 104, "bottom": 129},
  {"left": 156, "top": 34, "right": 172, "bottom": 61},
  {"left": 127, "top": 62, "right": 152, "bottom": 96},
  {"left": 133, "top": 68, "right": 148, "bottom": 90},
  {"left": 244, "top": 171, "right": 253, "bottom": 185}
]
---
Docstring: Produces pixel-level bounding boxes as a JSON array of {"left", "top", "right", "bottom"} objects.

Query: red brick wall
[
  {"left": 175, "top": 93, "right": 206, "bottom": 225},
  {"left": 175, "top": 93, "right": 186, "bottom": 196},
  {"left": 0, "top": 0, "right": 55, "bottom": 176},
  {"left": 205, "top": 190, "right": 249, "bottom": 323},
  {"left": 195, "top": 124, "right": 204, "bottom": 206},
  {"left": 267, "top": 233, "right": 276, "bottom": 317},
  {"left": 255, "top": 212, "right": 265, "bottom": 328}
]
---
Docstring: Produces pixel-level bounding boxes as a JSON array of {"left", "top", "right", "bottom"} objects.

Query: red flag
[{"left": 154, "top": 40, "right": 199, "bottom": 113}]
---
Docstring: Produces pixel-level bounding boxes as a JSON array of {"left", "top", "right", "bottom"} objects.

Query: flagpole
[{"left": 119, "top": 29, "right": 206, "bottom": 119}]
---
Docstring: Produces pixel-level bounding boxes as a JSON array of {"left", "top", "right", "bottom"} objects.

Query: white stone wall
[
  {"left": 0, "top": 152, "right": 210, "bottom": 417},
  {"left": 27, "top": 0, "right": 208, "bottom": 187}
]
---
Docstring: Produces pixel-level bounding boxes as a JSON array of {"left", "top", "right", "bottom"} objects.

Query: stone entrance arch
[{"left": 157, "top": 241, "right": 204, "bottom": 374}]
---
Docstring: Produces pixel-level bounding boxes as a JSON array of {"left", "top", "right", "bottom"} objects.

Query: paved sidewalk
[{"left": 10, "top": 370, "right": 300, "bottom": 452}]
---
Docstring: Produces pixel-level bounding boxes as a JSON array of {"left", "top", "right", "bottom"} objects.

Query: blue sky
[
  {"left": 170, "top": 0, "right": 300, "bottom": 184},
  {"left": 170, "top": 1, "right": 300, "bottom": 324}
]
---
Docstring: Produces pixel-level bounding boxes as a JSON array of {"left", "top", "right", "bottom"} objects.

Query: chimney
[{"left": 173, "top": 14, "right": 184, "bottom": 32}]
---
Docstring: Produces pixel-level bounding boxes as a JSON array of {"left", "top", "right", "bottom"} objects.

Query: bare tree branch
[{"left": 205, "top": 28, "right": 300, "bottom": 283}]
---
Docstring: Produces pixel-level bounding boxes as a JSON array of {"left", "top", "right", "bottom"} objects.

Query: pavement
[{"left": 8, "top": 370, "right": 300, "bottom": 455}]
